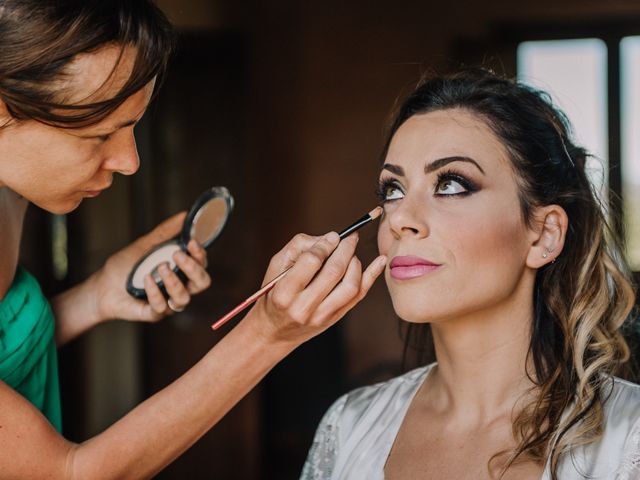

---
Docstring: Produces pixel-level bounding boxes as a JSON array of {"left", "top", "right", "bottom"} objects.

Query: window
[
  {"left": 621, "top": 36, "right": 640, "bottom": 270},
  {"left": 516, "top": 33, "right": 640, "bottom": 271},
  {"left": 518, "top": 39, "right": 608, "bottom": 201}
]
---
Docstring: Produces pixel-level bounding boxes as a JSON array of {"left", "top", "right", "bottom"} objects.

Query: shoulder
[
  {"left": 603, "top": 376, "right": 640, "bottom": 423},
  {"left": 610, "top": 376, "right": 640, "bottom": 398},
  {"left": 595, "top": 376, "right": 640, "bottom": 478},
  {"left": 595, "top": 376, "right": 640, "bottom": 447}
]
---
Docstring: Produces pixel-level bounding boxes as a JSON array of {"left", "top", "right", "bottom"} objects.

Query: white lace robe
[{"left": 301, "top": 364, "right": 640, "bottom": 480}]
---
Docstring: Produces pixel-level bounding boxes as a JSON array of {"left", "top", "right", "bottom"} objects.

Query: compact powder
[
  {"left": 190, "top": 197, "right": 227, "bottom": 246},
  {"left": 131, "top": 241, "right": 182, "bottom": 289},
  {"left": 127, "top": 186, "right": 234, "bottom": 300}
]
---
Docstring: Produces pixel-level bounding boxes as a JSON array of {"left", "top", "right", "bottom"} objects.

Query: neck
[
  {"left": 0, "top": 187, "right": 28, "bottom": 299},
  {"left": 424, "top": 275, "right": 538, "bottom": 427}
]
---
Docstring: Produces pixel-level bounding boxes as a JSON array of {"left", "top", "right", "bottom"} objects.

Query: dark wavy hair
[
  {"left": 0, "top": 0, "right": 174, "bottom": 127},
  {"left": 387, "top": 68, "right": 636, "bottom": 479}
]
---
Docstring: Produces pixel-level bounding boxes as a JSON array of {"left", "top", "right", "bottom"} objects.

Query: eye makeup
[
  {"left": 376, "top": 168, "right": 480, "bottom": 203},
  {"left": 375, "top": 177, "right": 404, "bottom": 203},
  {"left": 434, "top": 169, "right": 479, "bottom": 197}
]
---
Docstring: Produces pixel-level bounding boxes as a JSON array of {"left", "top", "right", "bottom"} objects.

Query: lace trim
[{"left": 300, "top": 394, "right": 348, "bottom": 480}]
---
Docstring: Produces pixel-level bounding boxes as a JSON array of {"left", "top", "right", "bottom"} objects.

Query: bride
[{"left": 301, "top": 68, "right": 640, "bottom": 480}]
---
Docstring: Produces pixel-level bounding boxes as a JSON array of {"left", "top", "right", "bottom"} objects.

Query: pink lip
[
  {"left": 389, "top": 255, "right": 441, "bottom": 280},
  {"left": 83, "top": 183, "right": 111, "bottom": 198},
  {"left": 83, "top": 190, "right": 103, "bottom": 198}
]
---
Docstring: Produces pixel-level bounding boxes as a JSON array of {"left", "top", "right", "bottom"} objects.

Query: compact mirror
[{"left": 126, "top": 186, "right": 234, "bottom": 300}]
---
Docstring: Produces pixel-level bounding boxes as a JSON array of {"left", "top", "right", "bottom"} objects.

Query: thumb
[{"left": 137, "top": 212, "right": 187, "bottom": 251}]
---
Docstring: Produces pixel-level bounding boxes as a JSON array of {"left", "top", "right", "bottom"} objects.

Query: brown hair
[
  {"left": 0, "top": 0, "right": 174, "bottom": 128},
  {"left": 388, "top": 68, "right": 636, "bottom": 479}
]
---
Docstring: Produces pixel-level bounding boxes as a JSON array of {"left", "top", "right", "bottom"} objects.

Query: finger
[
  {"left": 158, "top": 263, "right": 190, "bottom": 309},
  {"left": 359, "top": 255, "right": 388, "bottom": 296},
  {"left": 271, "top": 232, "right": 340, "bottom": 304},
  {"left": 263, "top": 233, "right": 320, "bottom": 281},
  {"left": 187, "top": 240, "right": 208, "bottom": 268},
  {"left": 328, "top": 255, "right": 387, "bottom": 320},
  {"left": 174, "top": 249, "right": 211, "bottom": 294},
  {"left": 293, "top": 233, "right": 359, "bottom": 316},
  {"left": 144, "top": 273, "right": 171, "bottom": 316},
  {"left": 308, "top": 254, "right": 363, "bottom": 327}
]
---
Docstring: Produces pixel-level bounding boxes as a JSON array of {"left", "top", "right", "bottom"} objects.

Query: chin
[
  {"left": 38, "top": 197, "right": 83, "bottom": 215},
  {"left": 390, "top": 286, "right": 466, "bottom": 324},
  {"left": 391, "top": 298, "right": 435, "bottom": 323}
]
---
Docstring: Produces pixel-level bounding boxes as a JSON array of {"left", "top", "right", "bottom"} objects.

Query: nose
[
  {"left": 387, "top": 194, "right": 430, "bottom": 240},
  {"left": 102, "top": 131, "right": 140, "bottom": 176}
]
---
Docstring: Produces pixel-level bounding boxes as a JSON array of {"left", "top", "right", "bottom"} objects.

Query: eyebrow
[
  {"left": 426, "top": 156, "right": 485, "bottom": 175},
  {"left": 79, "top": 118, "right": 138, "bottom": 138},
  {"left": 381, "top": 156, "right": 486, "bottom": 176}
]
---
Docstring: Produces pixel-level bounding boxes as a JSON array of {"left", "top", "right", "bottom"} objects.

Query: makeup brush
[{"left": 211, "top": 206, "right": 383, "bottom": 330}]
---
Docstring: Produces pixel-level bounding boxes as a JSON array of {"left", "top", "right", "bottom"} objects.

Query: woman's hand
[
  {"left": 244, "top": 231, "right": 387, "bottom": 346},
  {"left": 52, "top": 212, "right": 212, "bottom": 345},
  {"left": 91, "top": 212, "right": 211, "bottom": 322}
]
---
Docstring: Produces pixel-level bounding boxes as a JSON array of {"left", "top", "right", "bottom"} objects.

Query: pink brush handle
[{"left": 211, "top": 267, "right": 291, "bottom": 330}]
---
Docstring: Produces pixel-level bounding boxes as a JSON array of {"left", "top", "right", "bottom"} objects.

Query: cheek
[
  {"left": 448, "top": 212, "right": 514, "bottom": 263},
  {"left": 444, "top": 205, "right": 530, "bottom": 305},
  {"left": 47, "top": 144, "right": 104, "bottom": 185},
  {"left": 387, "top": 203, "right": 530, "bottom": 323},
  {"left": 18, "top": 130, "right": 99, "bottom": 174}
]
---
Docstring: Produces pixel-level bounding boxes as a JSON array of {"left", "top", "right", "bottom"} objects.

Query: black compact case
[{"left": 126, "top": 186, "right": 234, "bottom": 300}]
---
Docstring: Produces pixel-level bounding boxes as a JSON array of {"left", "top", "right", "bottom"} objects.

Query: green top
[{"left": 0, "top": 266, "right": 62, "bottom": 432}]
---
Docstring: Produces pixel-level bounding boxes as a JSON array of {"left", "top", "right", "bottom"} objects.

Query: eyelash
[
  {"left": 435, "top": 169, "right": 479, "bottom": 196},
  {"left": 375, "top": 169, "right": 479, "bottom": 203}
]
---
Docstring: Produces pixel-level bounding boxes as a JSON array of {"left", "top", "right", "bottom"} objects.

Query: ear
[{"left": 526, "top": 204, "right": 568, "bottom": 269}]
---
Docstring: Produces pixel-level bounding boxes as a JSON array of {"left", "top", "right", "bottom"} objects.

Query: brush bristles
[{"left": 368, "top": 206, "right": 383, "bottom": 220}]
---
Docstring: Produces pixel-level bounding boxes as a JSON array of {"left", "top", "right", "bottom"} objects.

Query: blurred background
[{"left": 19, "top": 0, "right": 640, "bottom": 478}]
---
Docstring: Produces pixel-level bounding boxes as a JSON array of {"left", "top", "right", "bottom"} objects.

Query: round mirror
[
  {"left": 126, "top": 186, "right": 234, "bottom": 300},
  {"left": 180, "top": 186, "right": 234, "bottom": 248}
]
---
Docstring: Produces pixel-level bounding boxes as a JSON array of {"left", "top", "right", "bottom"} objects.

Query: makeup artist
[{"left": 0, "top": 1, "right": 387, "bottom": 478}]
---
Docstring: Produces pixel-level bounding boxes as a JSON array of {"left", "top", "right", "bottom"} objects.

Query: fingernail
[
  {"left": 377, "top": 255, "right": 388, "bottom": 269},
  {"left": 159, "top": 262, "right": 170, "bottom": 273},
  {"left": 175, "top": 251, "right": 187, "bottom": 262}
]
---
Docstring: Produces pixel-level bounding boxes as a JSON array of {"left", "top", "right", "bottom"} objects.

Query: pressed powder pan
[{"left": 126, "top": 186, "right": 234, "bottom": 300}]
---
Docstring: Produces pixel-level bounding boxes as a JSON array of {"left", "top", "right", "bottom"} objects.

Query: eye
[
  {"left": 434, "top": 171, "right": 478, "bottom": 197},
  {"left": 436, "top": 178, "right": 466, "bottom": 195},
  {"left": 376, "top": 178, "right": 405, "bottom": 203}
]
